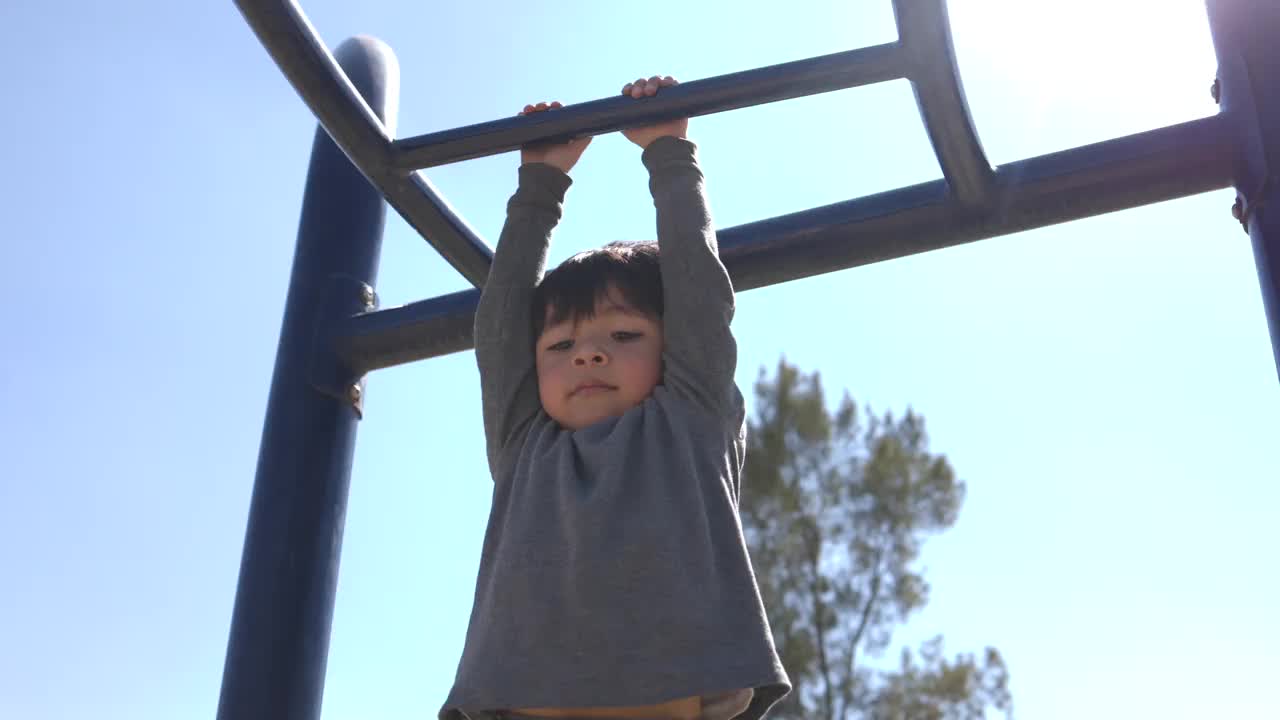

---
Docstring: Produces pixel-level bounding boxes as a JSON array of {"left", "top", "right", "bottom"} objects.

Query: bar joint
[{"left": 894, "top": 0, "right": 996, "bottom": 206}]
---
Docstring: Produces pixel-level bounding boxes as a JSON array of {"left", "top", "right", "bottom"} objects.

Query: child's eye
[
  {"left": 546, "top": 339, "right": 573, "bottom": 352},
  {"left": 613, "top": 331, "right": 642, "bottom": 342}
]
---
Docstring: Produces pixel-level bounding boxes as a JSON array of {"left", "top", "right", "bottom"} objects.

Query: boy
[{"left": 441, "top": 76, "right": 790, "bottom": 720}]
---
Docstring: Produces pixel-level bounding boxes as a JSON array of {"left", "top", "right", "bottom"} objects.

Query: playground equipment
[{"left": 217, "top": 0, "right": 1279, "bottom": 718}]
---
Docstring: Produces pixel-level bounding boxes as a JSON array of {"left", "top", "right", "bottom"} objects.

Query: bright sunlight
[{"left": 949, "top": 0, "right": 1216, "bottom": 118}]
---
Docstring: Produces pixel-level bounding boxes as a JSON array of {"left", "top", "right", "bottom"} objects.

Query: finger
[
  {"left": 662, "top": 76, "right": 677, "bottom": 86},
  {"left": 550, "top": 101, "right": 563, "bottom": 109},
  {"left": 643, "top": 76, "right": 662, "bottom": 96},
  {"left": 632, "top": 78, "right": 646, "bottom": 98},
  {"left": 622, "top": 83, "right": 633, "bottom": 95},
  {"left": 536, "top": 101, "right": 549, "bottom": 111}
]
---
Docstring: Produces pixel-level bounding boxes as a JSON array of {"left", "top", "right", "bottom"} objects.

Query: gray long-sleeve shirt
[{"left": 441, "top": 137, "right": 790, "bottom": 720}]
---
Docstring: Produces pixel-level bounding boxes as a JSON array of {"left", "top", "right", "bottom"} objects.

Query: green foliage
[
  {"left": 740, "top": 358, "right": 1012, "bottom": 720},
  {"left": 870, "top": 639, "right": 1012, "bottom": 720}
]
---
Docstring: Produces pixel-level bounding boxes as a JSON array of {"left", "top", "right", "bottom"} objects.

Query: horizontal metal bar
[
  {"left": 723, "top": 114, "right": 1232, "bottom": 289},
  {"left": 894, "top": 0, "right": 995, "bottom": 206},
  {"left": 391, "top": 43, "right": 907, "bottom": 172},
  {"left": 235, "top": 0, "right": 495, "bottom": 286},
  {"left": 335, "top": 114, "right": 1233, "bottom": 372},
  {"left": 333, "top": 288, "right": 479, "bottom": 372}
]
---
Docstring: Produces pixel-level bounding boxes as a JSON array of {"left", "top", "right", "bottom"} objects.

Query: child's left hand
[{"left": 621, "top": 76, "right": 688, "bottom": 149}]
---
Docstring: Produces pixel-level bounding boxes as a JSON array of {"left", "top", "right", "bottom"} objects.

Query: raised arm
[
  {"left": 475, "top": 101, "right": 590, "bottom": 476},
  {"left": 620, "top": 77, "right": 739, "bottom": 415},
  {"left": 642, "top": 135, "right": 739, "bottom": 416},
  {"left": 475, "top": 163, "right": 572, "bottom": 475}
]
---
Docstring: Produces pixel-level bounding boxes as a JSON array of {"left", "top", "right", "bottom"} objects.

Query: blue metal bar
[
  {"left": 391, "top": 44, "right": 906, "bottom": 171},
  {"left": 337, "top": 115, "right": 1232, "bottom": 371},
  {"left": 893, "top": 0, "right": 995, "bottom": 206},
  {"left": 1207, "top": 0, "right": 1280, "bottom": 380},
  {"left": 215, "top": 37, "right": 396, "bottom": 720},
  {"left": 334, "top": 288, "right": 479, "bottom": 371},
  {"left": 235, "top": 0, "right": 1275, "bottom": 383},
  {"left": 234, "top": 0, "right": 494, "bottom": 287}
]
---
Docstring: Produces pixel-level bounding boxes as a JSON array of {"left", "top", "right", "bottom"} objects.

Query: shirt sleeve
[
  {"left": 642, "top": 136, "right": 741, "bottom": 418},
  {"left": 474, "top": 162, "right": 572, "bottom": 476}
]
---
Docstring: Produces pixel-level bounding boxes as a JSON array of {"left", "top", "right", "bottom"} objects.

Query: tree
[{"left": 740, "top": 358, "right": 1012, "bottom": 719}]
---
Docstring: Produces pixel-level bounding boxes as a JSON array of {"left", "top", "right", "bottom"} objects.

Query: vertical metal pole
[
  {"left": 1208, "top": 0, "right": 1280, "bottom": 381},
  {"left": 217, "top": 36, "right": 398, "bottom": 720}
]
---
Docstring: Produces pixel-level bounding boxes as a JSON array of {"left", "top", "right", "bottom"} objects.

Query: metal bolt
[
  {"left": 1211, "top": 78, "right": 1221, "bottom": 104},
  {"left": 348, "top": 384, "right": 362, "bottom": 404},
  {"left": 361, "top": 285, "right": 375, "bottom": 308}
]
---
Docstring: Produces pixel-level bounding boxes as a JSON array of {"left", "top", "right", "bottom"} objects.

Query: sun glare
[{"left": 949, "top": 0, "right": 1216, "bottom": 111}]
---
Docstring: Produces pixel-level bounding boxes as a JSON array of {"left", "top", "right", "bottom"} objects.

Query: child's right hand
[{"left": 519, "top": 101, "right": 592, "bottom": 174}]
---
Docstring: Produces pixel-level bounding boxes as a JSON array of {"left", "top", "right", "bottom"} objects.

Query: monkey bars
[{"left": 218, "top": 1, "right": 1280, "bottom": 718}]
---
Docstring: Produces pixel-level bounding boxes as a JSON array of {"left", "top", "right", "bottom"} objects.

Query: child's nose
[{"left": 573, "top": 345, "right": 609, "bottom": 366}]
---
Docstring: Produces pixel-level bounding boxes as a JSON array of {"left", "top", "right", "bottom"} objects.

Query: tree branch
[
  {"left": 803, "top": 523, "right": 835, "bottom": 720},
  {"left": 846, "top": 554, "right": 883, "bottom": 680}
]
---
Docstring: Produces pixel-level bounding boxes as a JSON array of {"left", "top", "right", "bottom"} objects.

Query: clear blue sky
[{"left": 3, "top": 1, "right": 1277, "bottom": 718}]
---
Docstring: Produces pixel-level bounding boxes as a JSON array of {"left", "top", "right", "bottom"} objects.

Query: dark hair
[{"left": 532, "top": 241, "right": 663, "bottom": 339}]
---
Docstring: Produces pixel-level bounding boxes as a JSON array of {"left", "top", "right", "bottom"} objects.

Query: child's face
[{"left": 535, "top": 286, "right": 664, "bottom": 430}]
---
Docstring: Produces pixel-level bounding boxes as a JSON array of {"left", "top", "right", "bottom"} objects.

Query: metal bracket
[
  {"left": 310, "top": 274, "right": 378, "bottom": 418},
  {"left": 1214, "top": 46, "right": 1273, "bottom": 236},
  {"left": 1233, "top": 175, "right": 1274, "bottom": 235}
]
